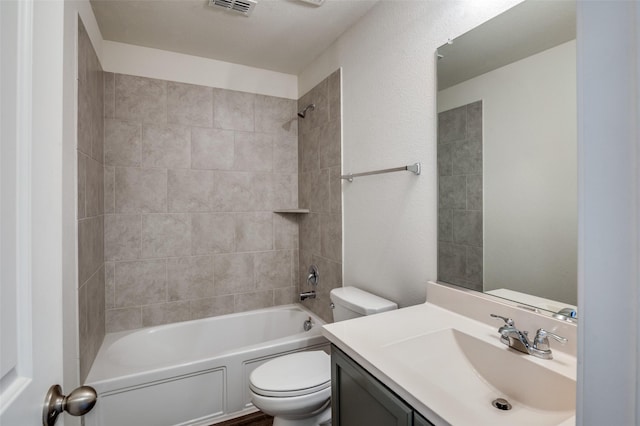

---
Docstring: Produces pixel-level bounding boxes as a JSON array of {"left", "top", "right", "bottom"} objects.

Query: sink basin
[{"left": 382, "top": 328, "right": 575, "bottom": 425}]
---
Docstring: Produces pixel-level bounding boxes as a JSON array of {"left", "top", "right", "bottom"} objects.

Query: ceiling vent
[{"left": 208, "top": 0, "right": 257, "bottom": 17}]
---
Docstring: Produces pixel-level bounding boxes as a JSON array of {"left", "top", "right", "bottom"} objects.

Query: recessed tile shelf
[{"left": 273, "top": 209, "right": 310, "bottom": 214}]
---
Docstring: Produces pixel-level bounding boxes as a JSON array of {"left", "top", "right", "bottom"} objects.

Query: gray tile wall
[
  {"left": 297, "top": 69, "right": 342, "bottom": 323},
  {"left": 77, "top": 19, "right": 105, "bottom": 382},
  {"left": 437, "top": 101, "right": 483, "bottom": 291},
  {"left": 103, "top": 72, "right": 299, "bottom": 333}
]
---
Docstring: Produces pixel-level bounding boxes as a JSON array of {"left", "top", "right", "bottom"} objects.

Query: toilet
[{"left": 248, "top": 286, "right": 397, "bottom": 426}]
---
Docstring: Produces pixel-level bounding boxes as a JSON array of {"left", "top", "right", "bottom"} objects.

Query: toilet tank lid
[{"left": 330, "top": 286, "right": 398, "bottom": 315}]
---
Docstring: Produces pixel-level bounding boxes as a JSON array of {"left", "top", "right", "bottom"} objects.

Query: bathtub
[{"left": 84, "top": 304, "right": 329, "bottom": 426}]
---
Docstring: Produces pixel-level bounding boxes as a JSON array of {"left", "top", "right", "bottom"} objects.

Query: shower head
[{"left": 298, "top": 104, "right": 315, "bottom": 118}]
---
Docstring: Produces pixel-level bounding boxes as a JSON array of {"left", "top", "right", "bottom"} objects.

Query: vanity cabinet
[
  {"left": 331, "top": 345, "right": 434, "bottom": 426},
  {"left": 412, "top": 412, "right": 433, "bottom": 426}
]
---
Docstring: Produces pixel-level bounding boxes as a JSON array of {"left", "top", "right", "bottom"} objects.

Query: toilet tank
[{"left": 330, "top": 286, "right": 397, "bottom": 322}]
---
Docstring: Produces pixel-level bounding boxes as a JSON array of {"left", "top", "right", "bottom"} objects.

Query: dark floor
[{"left": 212, "top": 411, "right": 274, "bottom": 426}]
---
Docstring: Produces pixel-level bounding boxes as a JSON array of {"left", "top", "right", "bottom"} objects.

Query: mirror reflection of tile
[{"left": 437, "top": 100, "right": 483, "bottom": 291}]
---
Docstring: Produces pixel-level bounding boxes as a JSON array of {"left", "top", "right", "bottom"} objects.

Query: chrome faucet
[
  {"left": 299, "top": 291, "right": 316, "bottom": 301},
  {"left": 490, "top": 314, "right": 567, "bottom": 360},
  {"left": 300, "top": 265, "right": 319, "bottom": 301}
]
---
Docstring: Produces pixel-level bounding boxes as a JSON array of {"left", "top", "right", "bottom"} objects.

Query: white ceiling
[{"left": 91, "top": 0, "right": 378, "bottom": 75}]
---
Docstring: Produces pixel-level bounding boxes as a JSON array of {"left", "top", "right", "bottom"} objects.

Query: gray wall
[
  {"left": 77, "top": 18, "right": 105, "bottom": 382},
  {"left": 103, "top": 73, "right": 299, "bottom": 332},
  {"left": 437, "top": 101, "right": 483, "bottom": 291},
  {"left": 297, "top": 69, "right": 342, "bottom": 323}
]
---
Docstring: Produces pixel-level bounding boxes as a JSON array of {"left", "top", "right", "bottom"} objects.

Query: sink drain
[{"left": 492, "top": 398, "right": 512, "bottom": 411}]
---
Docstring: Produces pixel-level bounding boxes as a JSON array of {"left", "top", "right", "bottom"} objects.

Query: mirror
[{"left": 436, "top": 1, "right": 577, "bottom": 318}]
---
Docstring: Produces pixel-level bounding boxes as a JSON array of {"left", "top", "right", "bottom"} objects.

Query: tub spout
[{"left": 299, "top": 291, "right": 316, "bottom": 301}]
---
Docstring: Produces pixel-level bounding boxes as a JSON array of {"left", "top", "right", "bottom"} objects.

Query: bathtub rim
[
  {"left": 101, "top": 303, "right": 325, "bottom": 346},
  {"left": 86, "top": 303, "right": 328, "bottom": 389}
]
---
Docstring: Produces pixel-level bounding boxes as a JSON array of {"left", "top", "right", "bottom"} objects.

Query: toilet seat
[{"left": 250, "top": 351, "right": 331, "bottom": 398}]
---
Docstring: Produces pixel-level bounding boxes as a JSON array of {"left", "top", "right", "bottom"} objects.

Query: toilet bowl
[
  {"left": 249, "top": 351, "right": 331, "bottom": 426},
  {"left": 248, "top": 286, "right": 397, "bottom": 426}
]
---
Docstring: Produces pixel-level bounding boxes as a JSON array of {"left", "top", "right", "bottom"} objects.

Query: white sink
[{"left": 382, "top": 328, "right": 576, "bottom": 425}]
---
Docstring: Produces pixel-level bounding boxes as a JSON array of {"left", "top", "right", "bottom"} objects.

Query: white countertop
[{"left": 322, "top": 301, "right": 577, "bottom": 426}]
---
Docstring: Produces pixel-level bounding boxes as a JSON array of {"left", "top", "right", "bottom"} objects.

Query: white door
[{"left": 1, "top": 0, "right": 67, "bottom": 424}]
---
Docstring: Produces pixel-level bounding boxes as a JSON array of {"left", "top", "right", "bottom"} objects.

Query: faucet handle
[
  {"left": 533, "top": 328, "right": 567, "bottom": 351},
  {"left": 307, "top": 265, "right": 319, "bottom": 286},
  {"left": 490, "top": 314, "right": 514, "bottom": 326}
]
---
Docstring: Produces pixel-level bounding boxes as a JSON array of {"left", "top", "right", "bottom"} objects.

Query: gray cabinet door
[
  {"left": 331, "top": 346, "right": 412, "bottom": 426},
  {"left": 413, "top": 412, "right": 435, "bottom": 426}
]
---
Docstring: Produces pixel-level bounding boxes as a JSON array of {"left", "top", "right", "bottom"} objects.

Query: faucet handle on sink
[
  {"left": 490, "top": 313, "right": 514, "bottom": 326},
  {"left": 533, "top": 328, "right": 567, "bottom": 352}
]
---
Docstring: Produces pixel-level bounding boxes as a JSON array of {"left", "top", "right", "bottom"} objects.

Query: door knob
[{"left": 42, "top": 384, "right": 97, "bottom": 426}]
